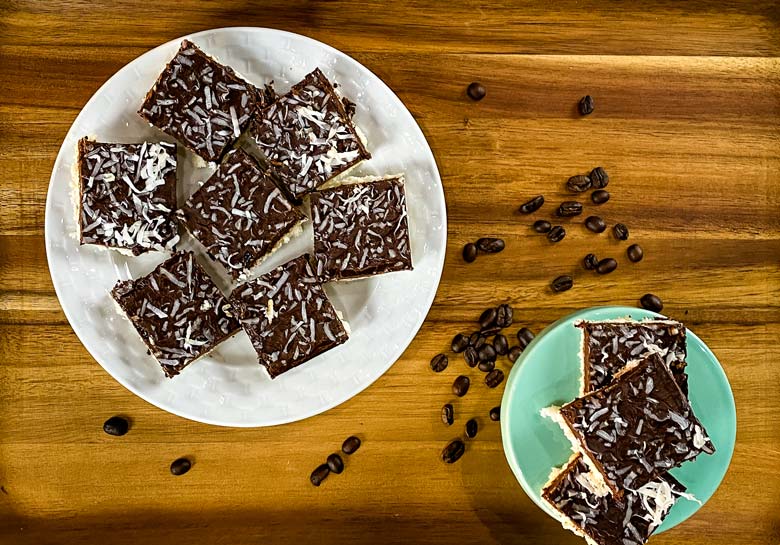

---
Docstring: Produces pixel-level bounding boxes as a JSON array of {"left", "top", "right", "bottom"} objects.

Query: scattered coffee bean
[
  {"left": 583, "top": 253, "right": 599, "bottom": 270},
  {"left": 533, "top": 219, "right": 552, "bottom": 233},
  {"left": 551, "top": 275, "right": 574, "bottom": 292},
  {"left": 640, "top": 293, "right": 664, "bottom": 312},
  {"left": 479, "top": 308, "right": 497, "bottom": 329},
  {"left": 478, "top": 360, "right": 495, "bottom": 373},
  {"left": 489, "top": 406, "right": 501, "bottom": 421},
  {"left": 342, "top": 436, "right": 361, "bottom": 455},
  {"left": 566, "top": 175, "right": 592, "bottom": 193},
  {"left": 467, "top": 82, "right": 486, "bottom": 101},
  {"left": 478, "top": 344, "right": 496, "bottom": 363},
  {"left": 476, "top": 237, "right": 505, "bottom": 254},
  {"left": 627, "top": 244, "right": 644, "bottom": 263},
  {"left": 508, "top": 346, "right": 522, "bottom": 363},
  {"left": 327, "top": 453, "right": 344, "bottom": 474},
  {"left": 430, "top": 353, "right": 448, "bottom": 373},
  {"left": 613, "top": 223, "right": 629, "bottom": 241},
  {"left": 465, "top": 418, "right": 478, "bottom": 439},
  {"left": 463, "top": 243, "right": 478, "bottom": 263},
  {"left": 452, "top": 375, "right": 470, "bottom": 397},
  {"left": 496, "top": 304, "right": 513, "bottom": 328},
  {"left": 470, "top": 333, "right": 486, "bottom": 349},
  {"left": 516, "top": 327, "right": 535, "bottom": 349},
  {"left": 584, "top": 215, "right": 606, "bottom": 233},
  {"left": 485, "top": 369, "right": 505, "bottom": 388},
  {"left": 441, "top": 439, "right": 466, "bottom": 463},
  {"left": 596, "top": 258, "right": 618, "bottom": 274},
  {"left": 170, "top": 457, "right": 192, "bottom": 476},
  {"left": 310, "top": 463, "right": 330, "bottom": 486},
  {"left": 480, "top": 325, "right": 502, "bottom": 337},
  {"left": 441, "top": 403, "right": 455, "bottom": 426},
  {"left": 463, "top": 346, "right": 479, "bottom": 367},
  {"left": 591, "top": 189, "right": 610, "bottom": 205},
  {"left": 547, "top": 225, "right": 566, "bottom": 242},
  {"left": 103, "top": 416, "right": 129, "bottom": 437},
  {"left": 579, "top": 95, "right": 594, "bottom": 115},
  {"left": 451, "top": 333, "right": 469, "bottom": 353},
  {"left": 519, "top": 195, "right": 544, "bottom": 214},
  {"left": 493, "top": 334, "right": 509, "bottom": 355},
  {"left": 590, "top": 166, "right": 609, "bottom": 188},
  {"left": 557, "top": 201, "right": 583, "bottom": 217}
]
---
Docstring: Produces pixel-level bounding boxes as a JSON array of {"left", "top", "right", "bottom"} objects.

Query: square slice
[
  {"left": 139, "top": 40, "right": 275, "bottom": 163},
  {"left": 310, "top": 175, "right": 413, "bottom": 281},
  {"left": 177, "top": 148, "right": 305, "bottom": 280},
  {"left": 576, "top": 319, "right": 687, "bottom": 395},
  {"left": 248, "top": 68, "right": 371, "bottom": 201},
  {"left": 77, "top": 138, "right": 178, "bottom": 255},
  {"left": 542, "top": 453, "right": 686, "bottom": 545},
  {"left": 555, "top": 353, "right": 715, "bottom": 497},
  {"left": 229, "top": 255, "right": 349, "bottom": 378},
  {"left": 111, "top": 251, "right": 239, "bottom": 378}
]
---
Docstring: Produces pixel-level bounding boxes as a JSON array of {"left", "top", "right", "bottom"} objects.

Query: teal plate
[{"left": 500, "top": 306, "right": 736, "bottom": 534}]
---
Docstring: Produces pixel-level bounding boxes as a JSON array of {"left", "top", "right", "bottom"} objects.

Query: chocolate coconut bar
[
  {"left": 111, "top": 251, "right": 239, "bottom": 378},
  {"left": 310, "top": 175, "right": 413, "bottom": 281},
  {"left": 542, "top": 454, "right": 686, "bottom": 545},
  {"left": 229, "top": 255, "right": 349, "bottom": 378},
  {"left": 139, "top": 40, "right": 275, "bottom": 163},
  {"left": 76, "top": 138, "right": 178, "bottom": 255},
  {"left": 177, "top": 148, "right": 305, "bottom": 280},
  {"left": 576, "top": 319, "right": 687, "bottom": 395},
  {"left": 556, "top": 354, "right": 715, "bottom": 497},
  {"left": 248, "top": 68, "right": 370, "bottom": 201}
]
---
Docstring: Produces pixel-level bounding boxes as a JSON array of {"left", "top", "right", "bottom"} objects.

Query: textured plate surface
[
  {"left": 44, "top": 27, "right": 446, "bottom": 427},
  {"left": 500, "top": 306, "right": 736, "bottom": 534}
]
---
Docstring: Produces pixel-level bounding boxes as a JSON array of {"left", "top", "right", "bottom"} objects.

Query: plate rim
[{"left": 44, "top": 26, "right": 448, "bottom": 427}]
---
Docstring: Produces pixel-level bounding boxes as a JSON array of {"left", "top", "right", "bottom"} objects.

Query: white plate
[{"left": 44, "top": 27, "right": 446, "bottom": 427}]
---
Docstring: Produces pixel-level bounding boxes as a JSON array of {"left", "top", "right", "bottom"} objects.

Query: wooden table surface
[{"left": 1, "top": 1, "right": 779, "bottom": 544}]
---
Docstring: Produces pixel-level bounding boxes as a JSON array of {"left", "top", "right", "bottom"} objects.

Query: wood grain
[{"left": 1, "top": 1, "right": 779, "bottom": 544}]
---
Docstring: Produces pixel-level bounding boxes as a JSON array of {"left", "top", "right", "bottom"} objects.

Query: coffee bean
[
  {"left": 583, "top": 253, "right": 599, "bottom": 270},
  {"left": 170, "top": 457, "right": 191, "bottom": 476},
  {"left": 566, "top": 175, "right": 592, "bottom": 193},
  {"left": 479, "top": 308, "right": 497, "bottom": 329},
  {"left": 547, "top": 225, "right": 566, "bottom": 242},
  {"left": 485, "top": 369, "right": 505, "bottom": 388},
  {"left": 463, "top": 346, "right": 479, "bottom": 367},
  {"left": 627, "top": 244, "right": 644, "bottom": 263},
  {"left": 519, "top": 195, "right": 544, "bottom": 214},
  {"left": 480, "top": 325, "right": 501, "bottom": 337},
  {"left": 441, "top": 403, "right": 455, "bottom": 426},
  {"left": 591, "top": 190, "right": 610, "bottom": 205},
  {"left": 342, "top": 436, "right": 361, "bottom": 455},
  {"left": 596, "top": 258, "right": 618, "bottom": 274},
  {"left": 453, "top": 375, "right": 470, "bottom": 397},
  {"left": 478, "top": 360, "right": 495, "bottom": 372},
  {"left": 103, "top": 416, "right": 129, "bottom": 437},
  {"left": 490, "top": 406, "right": 501, "bottom": 421},
  {"left": 470, "top": 332, "right": 486, "bottom": 349},
  {"left": 551, "top": 275, "right": 574, "bottom": 292},
  {"left": 476, "top": 237, "right": 505, "bottom": 254},
  {"left": 467, "top": 82, "right": 486, "bottom": 101},
  {"left": 557, "top": 201, "right": 583, "bottom": 217},
  {"left": 613, "top": 223, "right": 629, "bottom": 241},
  {"left": 533, "top": 220, "right": 552, "bottom": 233},
  {"left": 493, "top": 334, "right": 509, "bottom": 355},
  {"left": 441, "top": 439, "right": 466, "bottom": 463},
  {"left": 327, "top": 453, "right": 344, "bottom": 474},
  {"left": 310, "top": 463, "right": 330, "bottom": 486},
  {"left": 590, "top": 167, "right": 609, "bottom": 188},
  {"left": 640, "top": 293, "right": 664, "bottom": 312},
  {"left": 508, "top": 346, "right": 522, "bottom": 363},
  {"left": 496, "top": 304, "right": 513, "bottom": 328},
  {"left": 516, "top": 327, "right": 535, "bottom": 349},
  {"left": 430, "top": 353, "right": 448, "bottom": 372},
  {"left": 584, "top": 216, "right": 606, "bottom": 233},
  {"left": 451, "top": 333, "right": 469, "bottom": 353},
  {"left": 579, "top": 95, "right": 594, "bottom": 115},
  {"left": 478, "top": 344, "right": 496, "bottom": 363},
  {"left": 463, "top": 243, "right": 478, "bottom": 263},
  {"left": 465, "top": 418, "right": 478, "bottom": 439}
]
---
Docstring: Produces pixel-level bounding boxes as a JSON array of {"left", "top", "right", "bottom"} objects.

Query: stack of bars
[
  {"left": 74, "top": 40, "right": 413, "bottom": 380},
  {"left": 541, "top": 319, "right": 716, "bottom": 545}
]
